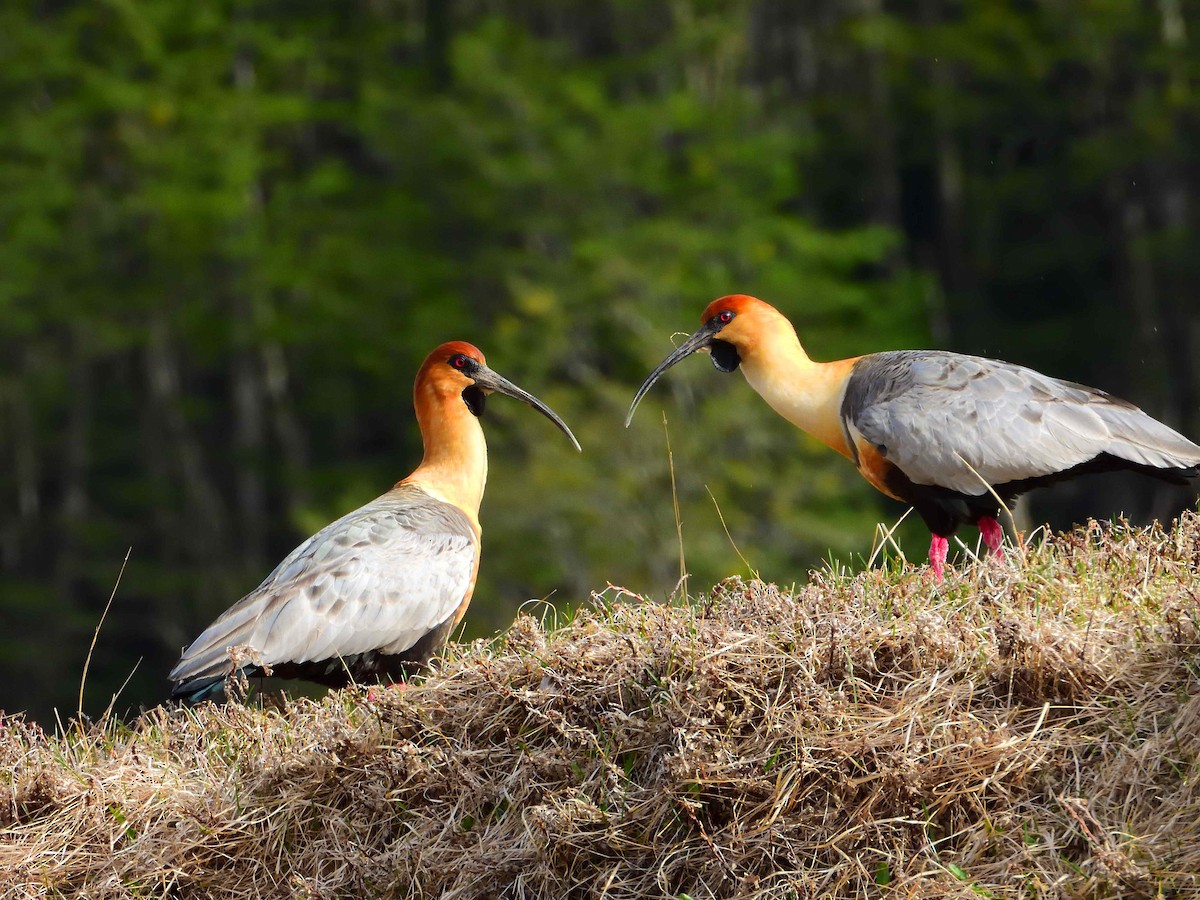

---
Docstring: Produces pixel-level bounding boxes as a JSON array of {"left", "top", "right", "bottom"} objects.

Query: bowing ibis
[
  {"left": 626, "top": 294, "right": 1200, "bottom": 579},
  {"left": 169, "top": 341, "right": 580, "bottom": 702}
]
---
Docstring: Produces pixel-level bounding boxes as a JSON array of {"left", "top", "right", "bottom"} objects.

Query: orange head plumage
[
  {"left": 699, "top": 292, "right": 763, "bottom": 322},
  {"left": 696, "top": 294, "right": 800, "bottom": 360},
  {"left": 413, "top": 340, "right": 580, "bottom": 441},
  {"left": 413, "top": 341, "right": 489, "bottom": 421},
  {"left": 406, "top": 341, "right": 580, "bottom": 517},
  {"left": 626, "top": 294, "right": 803, "bottom": 425}
]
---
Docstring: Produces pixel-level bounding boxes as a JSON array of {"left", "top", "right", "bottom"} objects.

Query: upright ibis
[
  {"left": 626, "top": 294, "right": 1200, "bottom": 579},
  {"left": 169, "top": 342, "right": 580, "bottom": 702}
]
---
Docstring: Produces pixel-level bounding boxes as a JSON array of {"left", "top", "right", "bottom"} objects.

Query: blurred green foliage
[{"left": 1, "top": 1, "right": 1196, "bottom": 721}]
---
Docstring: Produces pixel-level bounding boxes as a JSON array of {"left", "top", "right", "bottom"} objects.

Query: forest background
[{"left": 1, "top": 0, "right": 1197, "bottom": 723}]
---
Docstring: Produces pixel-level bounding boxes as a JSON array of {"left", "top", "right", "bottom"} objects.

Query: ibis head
[
  {"left": 625, "top": 295, "right": 794, "bottom": 426},
  {"left": 417, "top": 341, "right": 580, "bottom": 452}
]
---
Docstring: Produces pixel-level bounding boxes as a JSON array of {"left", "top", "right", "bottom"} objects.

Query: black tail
[
  {"left": 998, "top": 454, "right": 1198, "bottom": 498},
  {"left": 169, "top": 674, "right": 229, "bottom": 705}
]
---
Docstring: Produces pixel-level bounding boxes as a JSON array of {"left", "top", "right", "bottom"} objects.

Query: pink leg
[
  {"left": 928, "top": 534, "right": 948, "bottom": 582},
  {"left": 366, "top": 681, "right": 407, "bottom": 702},
  {"left": 977, "top": 516, "right": 1004, "bottom": 559}
]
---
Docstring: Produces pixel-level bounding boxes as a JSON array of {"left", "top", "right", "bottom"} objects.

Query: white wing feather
[
  {"left": 850, "top": 352, "right": 1200, "bottom": 495},
  {"left": 169, "top": 484, "right": 476, "bottom": 684}
]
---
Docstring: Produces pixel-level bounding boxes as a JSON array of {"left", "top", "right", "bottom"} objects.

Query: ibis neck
[
  {"left": 400, "top": 398, "right": 487, "bottom": 530},
  {"left": 737, "top": 328, "right": 855, "bottom": 460}
]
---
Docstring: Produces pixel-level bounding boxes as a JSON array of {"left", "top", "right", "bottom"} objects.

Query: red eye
[
  {"left": 451, "top": 355, "right": 467, "bottom": 369},
  {"left": 718, "top": 310, "right": 734, "bottom": 324}
]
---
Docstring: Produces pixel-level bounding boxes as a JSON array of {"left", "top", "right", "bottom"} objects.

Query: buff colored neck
[
  {"left": 399, "top": 390, "right": 487, "bottom": 532},
  {"left": 736, "top": 323, "right": 856, "bottom": 460}
]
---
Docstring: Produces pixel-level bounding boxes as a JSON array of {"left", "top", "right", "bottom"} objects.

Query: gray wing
[
  {"left": 169, "top": 483, "right": 478, "bottom": 685},
  {"left": 845, "top": 350, "right": 1200, "bottom": 496}
]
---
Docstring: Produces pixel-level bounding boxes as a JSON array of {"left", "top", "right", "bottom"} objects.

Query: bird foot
[
  {"left": 978, "top": 516, "right": 1004, "bottom": 558},
  {"left": 928, "top": 535, "right": 948, "bottom": 582}
]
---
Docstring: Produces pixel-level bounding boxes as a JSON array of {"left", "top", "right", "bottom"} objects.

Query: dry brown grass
[{"left": 3, "top": 515, "right": 1200, "bottom": 898}]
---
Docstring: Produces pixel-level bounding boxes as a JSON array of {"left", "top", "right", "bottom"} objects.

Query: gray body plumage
[
  {"left": 841, "top": 350, "right": 1200, "bottom": 532},
  {"left": 169, "top": 482, "right": 477, "bottom": 701}
]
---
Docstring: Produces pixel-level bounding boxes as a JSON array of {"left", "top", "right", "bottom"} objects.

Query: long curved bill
[
  {"left": 624, "top": 326, "right": 715, "bottom": 427},
  {"left": 473, "top": 365, "right": 582, "bottom": 452}
]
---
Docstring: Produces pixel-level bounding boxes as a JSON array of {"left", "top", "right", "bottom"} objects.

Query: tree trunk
[
  {"left": 262, "top": 339, "right": 312, "bottom": 519},
  {"left": 145, "top": 314, "right": 228, "bottom": 569},
  {"left": 920, "top": 0, "right": 972, "bottom": 330},
  {"left": 859, "top": 0, "right": 901, "bottom": 243}
]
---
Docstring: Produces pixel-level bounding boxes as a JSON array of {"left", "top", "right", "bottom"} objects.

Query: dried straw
[{"left": 2, "top": 515, "right": 1199, "bottom": 898}]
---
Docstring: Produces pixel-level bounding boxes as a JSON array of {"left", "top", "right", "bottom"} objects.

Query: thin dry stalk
[{"left": 77, "top": 548, "right": 132, "bottom": 723}]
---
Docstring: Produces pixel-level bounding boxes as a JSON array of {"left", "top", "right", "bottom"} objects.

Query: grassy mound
[{"left": 2, "top": 517, "right": 1200, "bottom": 898}]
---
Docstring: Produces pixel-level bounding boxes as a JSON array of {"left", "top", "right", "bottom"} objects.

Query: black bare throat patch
[
  {"left": 710, "top": 339, "right": 741, "bottom": 373},
  {"left": 463, "top": 385, "right": 486, "bottom": 417}
]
